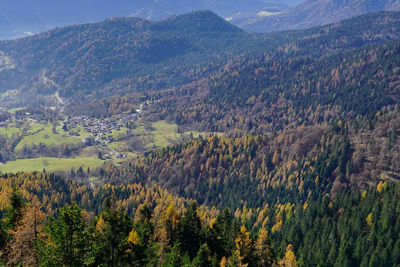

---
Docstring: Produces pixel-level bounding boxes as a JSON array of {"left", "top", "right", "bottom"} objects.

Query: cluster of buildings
[{"left": 64, "top": 114, "right": 138, "bottom": 145}]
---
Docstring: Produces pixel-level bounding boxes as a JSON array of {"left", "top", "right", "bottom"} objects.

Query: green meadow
[
  {"left": 0, "top": 125, "right": 21, "bottom": 137},
  {"left": 0, "top": 157, "right": 105, "bottom": 173},
  {"left": 110, "top": 120, "right": 209, "bottom": 152},
  {"left": 16, "top": 123, "right": 79, "bottom": 150}
]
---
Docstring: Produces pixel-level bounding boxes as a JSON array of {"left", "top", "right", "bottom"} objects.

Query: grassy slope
[
  {"left": 0, "top": 157, "right": 105, "bottom": 173},
  {"left": 110, "top": 120, "right": 210, "bottom": 152},
  {"left": 150, "top": 120, "right": 180, "bottom": 148},
  {"left": 16, "top": 123, "right": 79, "bottom": 150},
  {"left": 0, "top": 124, "right": 20, "bottom": 137}
]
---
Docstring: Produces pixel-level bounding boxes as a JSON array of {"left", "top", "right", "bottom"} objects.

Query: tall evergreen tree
[
  {"left": 162, "top": 242, "right": 183, "bottom": 267},
  {"left": 159, "top": 203, "right": 181, "bottom": 251},
  {"left": 42, "top": 202, "right": 90, "bottom": 266},
  {"left": 192, "top": 243, "right": 213, "bottom": 267},
  {"left": 207, "top": 209, "right": 238, "bottom": 259},
  {"left": 93, "top": 198, "right": 132, "bottom": 267},
  {"left": 128, "top": 205, "right": 156, "bottom": 265},
  {"left": 0, "top": 220, "right": 6, "bottom": 251},
  {"left": 5, "top": 187, "right": 24, "bottom": 230},
  {"left": 179, "top": 201, "right": 202, "bottom": 259}
]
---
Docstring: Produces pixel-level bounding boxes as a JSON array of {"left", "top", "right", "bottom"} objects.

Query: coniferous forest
[
  {"left": 0, "top": 7, "right": 400, "bottom": 267},
  {"left": 1, "top": 172, "right": 400, "bottom": 266}
]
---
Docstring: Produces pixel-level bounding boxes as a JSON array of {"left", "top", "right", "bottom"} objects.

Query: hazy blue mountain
[
  {"left": 0, "top": 0, "right": 291, "bottom": 40},
  {"left": 236, "top": 0, "right": 400, "bottom": 32}
]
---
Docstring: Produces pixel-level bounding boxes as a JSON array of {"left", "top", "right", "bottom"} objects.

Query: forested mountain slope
[
  {"left": 1, "top": 11, "right": 400, "bottom": 109},
  {"left": 0, "top": 11, "right": 250, "bottom": 104},
  {"left": 61, "top": 11, "right": 400, "bottom": 117},
  {"left": 100, "top": 106, "right": 400, "bottom": 211},
  {"left": 1, "top": 145, "right": 400, "bottom": 266},
  {"left": 146, "top": 37, "right": 400, "bottom": 136},
  {"left": 0, "top": 172, "right": 217, "bottom": 220}
]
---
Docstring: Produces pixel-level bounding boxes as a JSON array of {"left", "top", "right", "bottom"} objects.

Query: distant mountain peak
[{"left": 160, "top": 10, "right": 244, "bottom": 33}]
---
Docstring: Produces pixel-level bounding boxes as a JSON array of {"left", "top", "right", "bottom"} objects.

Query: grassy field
[
  {"left": 62, "top": 124, "right": 91, "bottom": 139},
  {"left": 0, "top": 125, "right": 21, "bottom": 137},
  {"left": 76, "top": 127, "right": 92, "bottom": 139},
  {"left": 148, "top": 121, "right": 210, "bottom": 147},
  {"left": 27, "top": 122, "right": 44, "bottom": 133},
  {"left": 149, "top": 120, "right": 180, "bottom": 148},
  {"left": 110, "top": 120, "right": 210, "bottom": 153},
  {"left": 16, "top": 123, "right": 79, "bottom": 150},
  {"left": 108, "top": 127, "right": 130, "bottom": 139},
  {"left": 0, "top": 157, "right": 105, "bottom": 173},
  {"left": 112, "top": 120, "right": 181, "bottom": 151}
]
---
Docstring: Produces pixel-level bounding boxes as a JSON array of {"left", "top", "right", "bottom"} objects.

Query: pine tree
[
  {"left": 179, "top": 201, "right": 202, "bottom": 259},
  {"left": 226, "top": 251, "right": 241, "bottom": 267},
  {"left": 279, "top": 244, "right": 298, "bottom": 267},
  {"left": 0, "top": 187, "right": 25, "bottom": 263},
  {"left": 254, "top": 228, "right": 274, "bottom": 267},
  {"left": 162, "top": 242, "right": 183, "bottom": 267},
  {"left": 43, "top": 202, "right": 90, "bottom": 266},
  {"left": 159, "top": 203, "right": 181, "bottom": 251},
  {"left": 0, "top": 220, "right": 6, "bottom": 251},
  {"left": 5, "top": 187, "right": 24, "bottom": 230},
  {"left": 207, "top": 209, "right": 238, "bottom": 259},
  {"left": 220, "top": 256, "right": 228, "bottom": 267},
  {"left": 93, "top": 197, "right": 132, "bottom": 266},
  {"left": 192, "top": 243, "right": 212, "bottom": 267},
  {"left": 235, "top": 226, "right": 252, "bottom": 266},
  {"left": 129, "top": 205, "right": 156, "bottom": 265},
  {"left": 140, "top": 204, "right": 153, "bottom": 222}
]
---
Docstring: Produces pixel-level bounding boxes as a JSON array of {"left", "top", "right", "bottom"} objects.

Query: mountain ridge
[
  {"left": 1, "top": 11, "right": 400, "bottom": 109},
  {"left": 236, "top": 0, "right": 400, "bottom": 32},
  {"left": 0, "top": 0, "right": 293, "bottom": 40},
  {"left": 0, "top": 10, "right": 250, "bottom": 106}
]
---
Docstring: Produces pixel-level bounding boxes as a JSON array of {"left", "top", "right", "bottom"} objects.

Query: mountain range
[
  {"left": 1, "top": 0, "right": 399, "bottom": 40},
  {"left": 0, "top": 11, "right": 255, "bottom": 107},
  {"left": 1, "top": 10, "right": 399, "bottom": 109},
  {"left": 237, "top": 0, "right": 400, "bottom": 32},
  {"left": 0, "top": 0, "right": 291, "bottom": 40}
]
